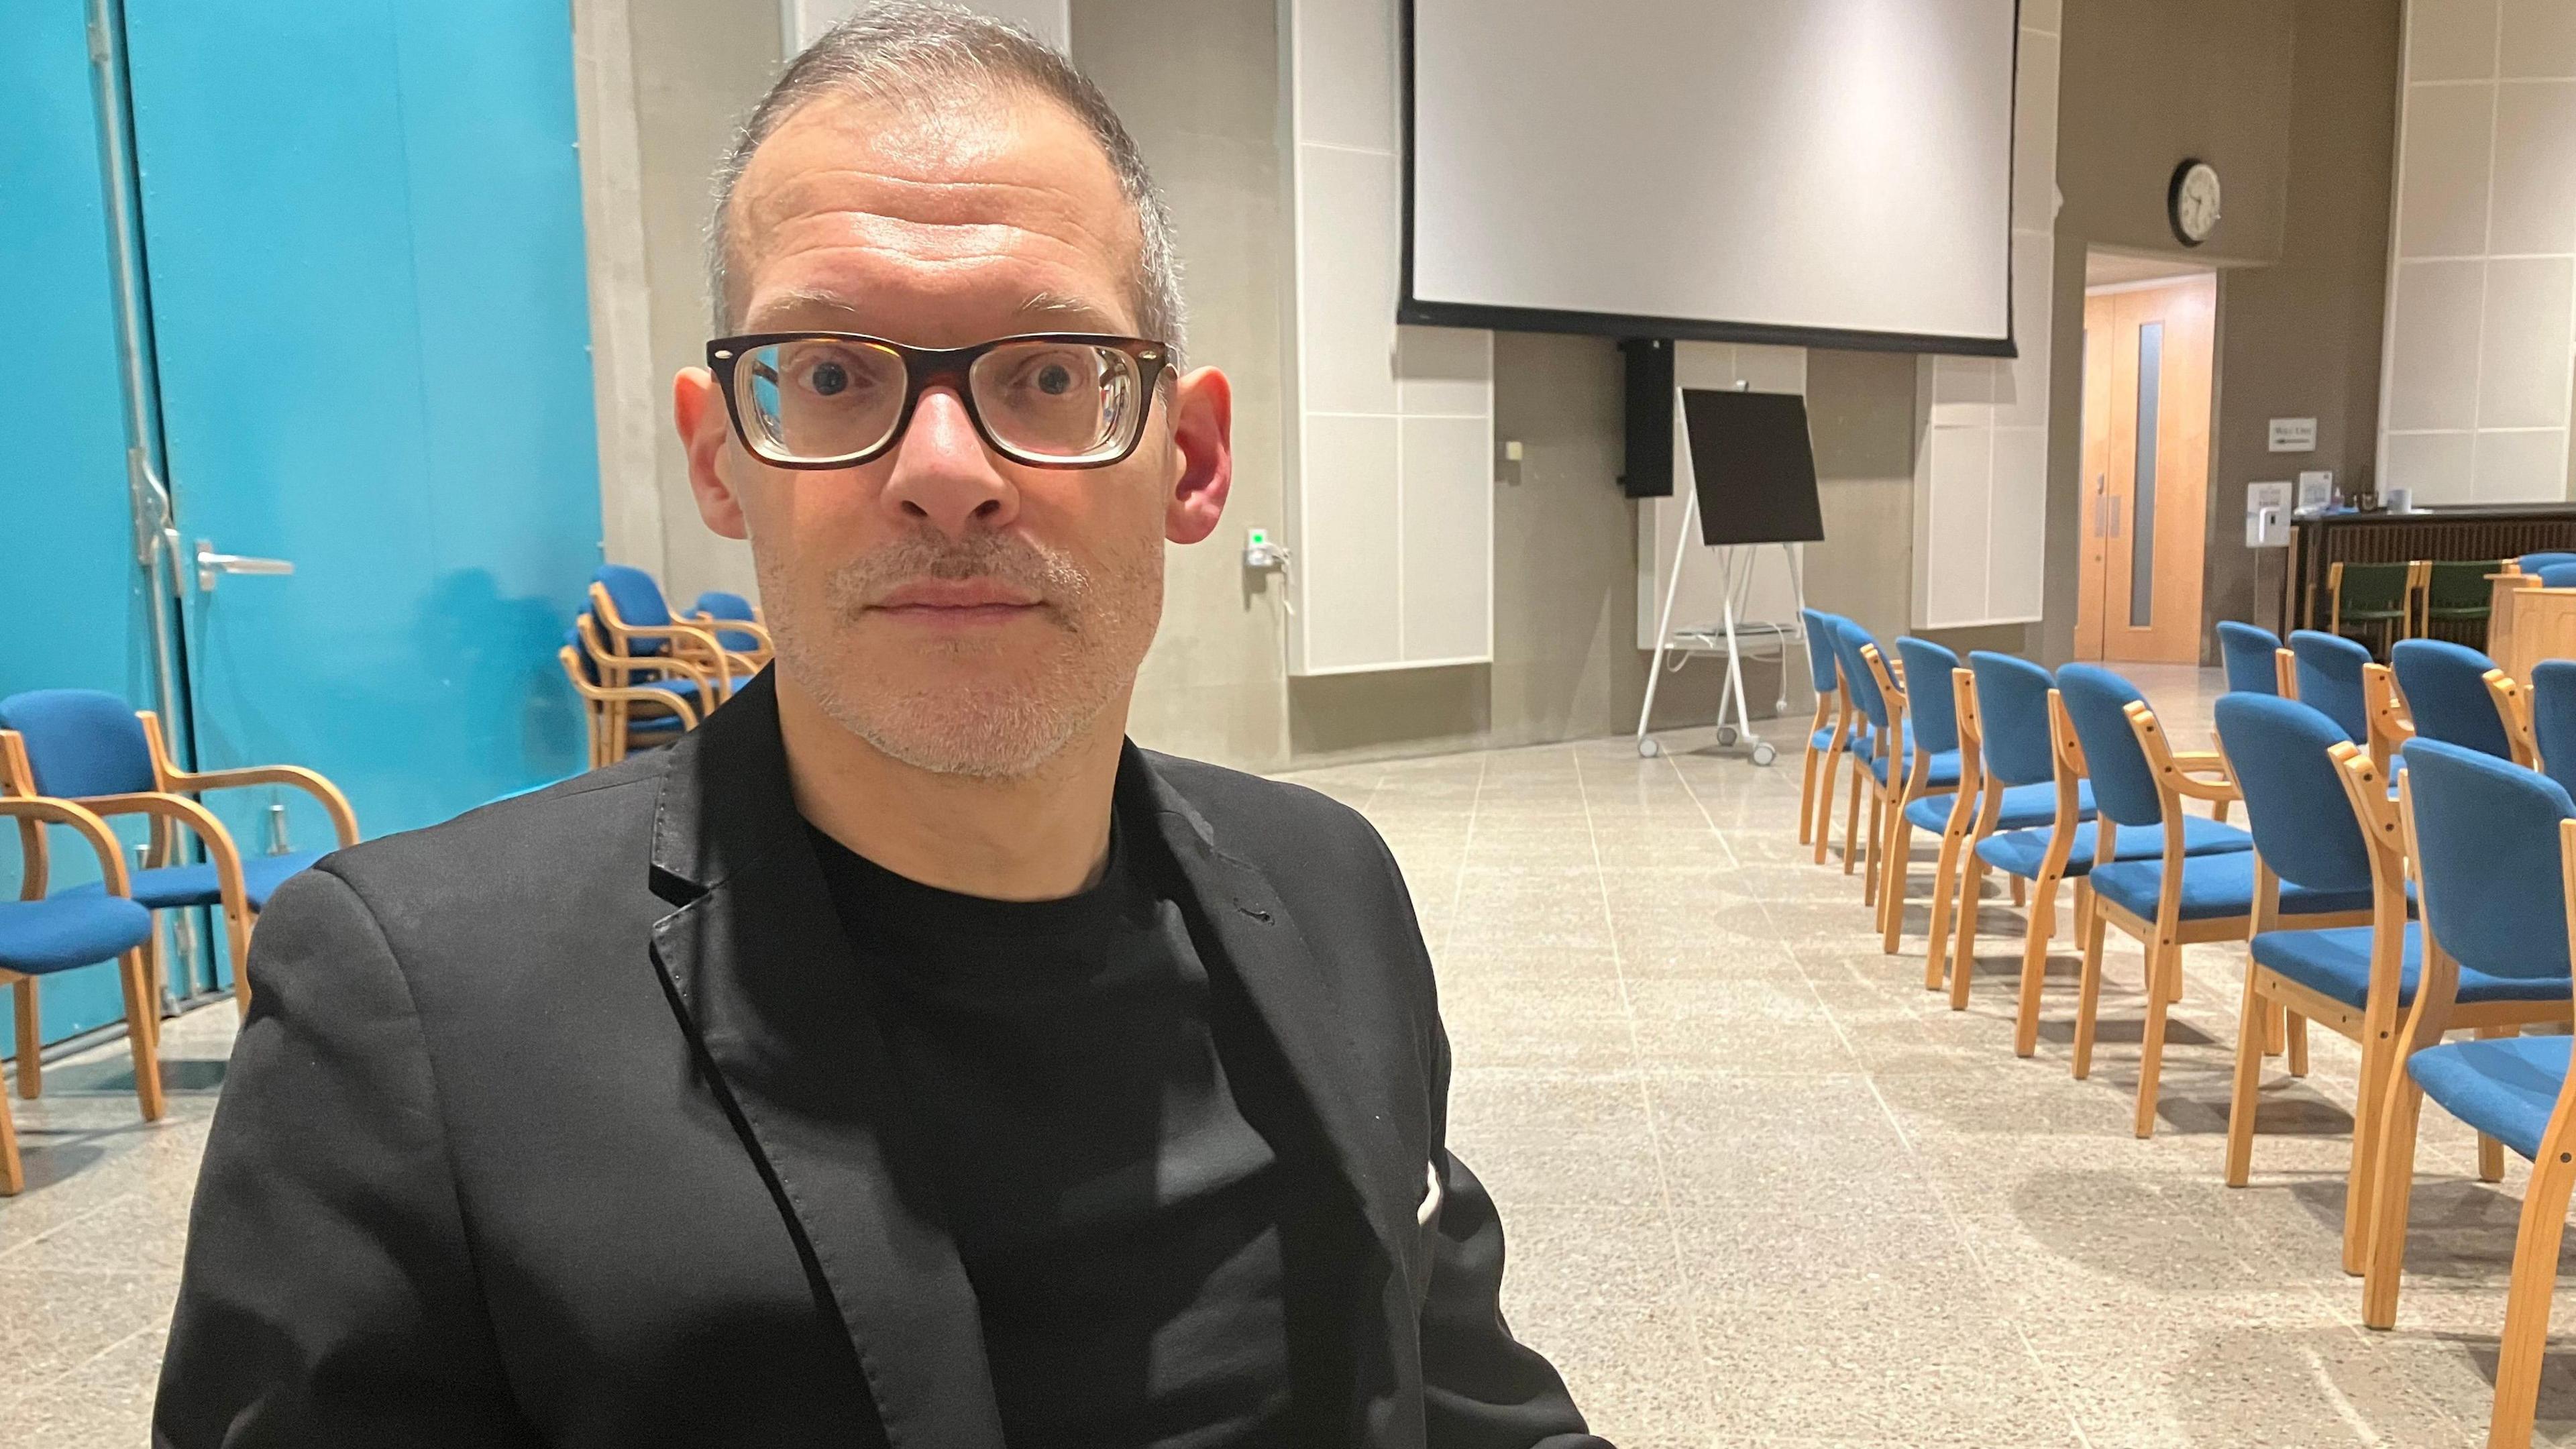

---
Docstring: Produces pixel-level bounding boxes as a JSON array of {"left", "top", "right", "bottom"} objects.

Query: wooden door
[{"left": 2075, "top": 275, "right": 2214, "bottom": 663}]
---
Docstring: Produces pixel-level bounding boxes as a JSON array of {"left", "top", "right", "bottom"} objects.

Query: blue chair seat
[
  {"left": 0, "top": 894, "right": 155, "bottom": 976},
  {"left": 1809, "top": 721, "right": 1862, "bottom": 752},
  {"left": 1871, "top": 749, "right": 1960, "bottom": 788},
  {"left": 2089, "top": 847, "right": 2370, "bottom": 922},
  {"left": 1904, "top": 780, "right": 2101, "bottom": 835},
  {"left": 1975, "top": 814, "right": 2250, "bottom": 880},
  {"left": 2410, "top": 1036, "right": 2573, "bottom": 1163},
  {"left": 1844, "top": 721, "right": 1917, "bottom": 761},
  {"left": 2252, "top": 922, "right": 2567, "bottom": 1010},
  {"left": 72, "top": 851, "right": 325, "bottom": 912}
]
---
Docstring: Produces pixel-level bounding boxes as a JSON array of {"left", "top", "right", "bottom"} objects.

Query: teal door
[
  {"left": 3, "top": 0, "right": 601, "bottom": 1049},
  {"left": 123, "top": 0, "right": 602, "bottom": 868}
]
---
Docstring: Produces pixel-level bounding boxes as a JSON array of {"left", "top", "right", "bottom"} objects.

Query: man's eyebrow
[
  {"left": 743, "top": 286, "right": 864, "bottom": 326},
  {"left": 1015, "top": 290, "right": 1121, "bottom": 329}
]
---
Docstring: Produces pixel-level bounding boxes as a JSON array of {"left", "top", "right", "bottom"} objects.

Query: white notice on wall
[{"left": 2268, "top": 417, "right": 2318, "bottom": 452}]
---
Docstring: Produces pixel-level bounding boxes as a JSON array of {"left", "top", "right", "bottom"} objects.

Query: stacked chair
[
  {"left": 1795, "top": 608, "right": 1853, "bottom": 853},
  {"left": 0, "top": 691, "right": 356, "bottom": 1014},
  {"left": 1870, "top": 637, "right": 1964, "bottom": 952},
  {"left": 1925, "top": 652, "right": 2092, "bottom": 1008},
  {"left": 564, "top": 566, "right": 771, "bottom": 769}
]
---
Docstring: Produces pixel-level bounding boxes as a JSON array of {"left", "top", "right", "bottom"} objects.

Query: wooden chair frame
[
  {"left": 1872, "top": 648, "right": 1955, "bottom": 953},
  {"left": 688, "top": 606, "right": 775, "bottom": 667},
  {"left": 2, "top": 790, "right": 166, "bottom": 1195},
  {"left": 1796, "top": 665, "right": 1844, "bottom": 851},
  {"left": 1923, "top": 668, "right": 1986, "bottom": 997},
  {"left": 1986, "top": 692, "right": 2099, "bottom": 1050},
  {"left": 558, "top": 643, "right": 700, "bottom": 769},
  {"left": 2072, "top": 703, "right": 2372, "bottom": 1137},
  {"left": 2487, "top": 667, "right": 2537, "bottom": 769},
  {"left": 2359, "top": 804, "right": 2576, "bottom": 1449},
  {"left": 1843, "top": 645, "right": 1909, "bottom": 908},
  {"left": 1811, "top": 664, "right": 1854, "bottom": 865},
  {"left": 2327, "top": 558, "right": 2423, "bottom": 656},
  {"left": 588, "top": 582, "right": 756, "bottom": 703},
  {"left": 1, "top": 715, "right": 358, "bottom": 1016},
  {"left": 2361, "top": 661, "right": 2414, "bottom": 775}
]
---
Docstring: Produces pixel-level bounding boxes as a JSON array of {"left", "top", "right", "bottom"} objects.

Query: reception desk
[{"left": 2286, "top": 503, "right": 2576, "bottom": 645}]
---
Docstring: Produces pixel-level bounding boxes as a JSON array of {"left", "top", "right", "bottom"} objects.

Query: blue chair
[
  {"left": 2359, "top": 741, "right": 2576, "bottom": 1448},
  {"left": 688, "top": 590, "right": 773, "bottom": 661},
  {"left": 2390, "top": 639, "right": 2513, "bottom": 759},
  {"left": 2215, "top": 699, "right": 2567, "bottom": 1274},
  {"left": 2532, "top": 659, "right": 2576, "bottom": 796},
  {"left": 557, "top": 619, "right": 697, "bottom": 769},
  {"left": 0, "top": 693, "right": 356, "bottom": 1014},
  {"left": 2538, "top": 561, "right": 2576, "bottom": 590},
  {"left": 1872, "top": 637, "right": 1966, "bottom": 953},
  {"left": 2516, "top": 550, "right": 2576, "bottom": 576},
  {"left": 1797, "top": 608, "right": 1851, "bottom": 853},
  {"left": 1827, "top": 619, "right": 1899, "bottom": 892},
  {"left": 2286, "top": 629, "right": 2372, "bottom": 743},
  {"left": 0, "top": 789, "right": 166, "bottom": 1194},
  {"left": 2216, "top": 621, "right": 2284, "bottom": 696},
  {"left": 1932, "top": 653, "right": 2099, "bottom": 1010},
  {"left": 587, "top": 565, "right": 757, "bottom": 705},
  {"left": 2056, "top": 665, "right": 2372, "bottom": 1136}
]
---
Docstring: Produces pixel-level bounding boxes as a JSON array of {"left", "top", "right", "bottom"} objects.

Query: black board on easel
[{"left": 1679, "top": 388, "right": 1824, "bottom": 547}]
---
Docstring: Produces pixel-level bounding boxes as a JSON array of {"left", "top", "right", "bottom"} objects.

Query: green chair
[
  {"left": 2328, "top": 559, "right": 2416, "bottom": 656},
  {"left": 2419, "top": 558, "right": 2500, "bottom": 639}
]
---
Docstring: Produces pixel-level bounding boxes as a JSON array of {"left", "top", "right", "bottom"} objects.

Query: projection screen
[{"left": 1403, "top": 0, "right": 2020, "bottom": 355}]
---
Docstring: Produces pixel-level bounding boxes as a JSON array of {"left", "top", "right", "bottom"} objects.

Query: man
[{"left": 156, "top": 5, "right": 1606, "bottom": 1446}]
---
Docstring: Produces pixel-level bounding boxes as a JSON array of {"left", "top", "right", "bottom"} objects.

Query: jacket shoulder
[
  {"left": 1140, "top": 749, "right": 1386, "bottom": 855},
  {"left": 311, "top": 751, "right": 668, "bottom": 916}
]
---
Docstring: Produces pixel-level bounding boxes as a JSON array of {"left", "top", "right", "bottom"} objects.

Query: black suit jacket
[{"left": 155, "top": 673, "right": 1608, "bottom": 1448}]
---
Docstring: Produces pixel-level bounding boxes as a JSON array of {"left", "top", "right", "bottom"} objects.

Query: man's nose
[{"left": 878, "top": 386, "right": 1019, "bottom": 537}]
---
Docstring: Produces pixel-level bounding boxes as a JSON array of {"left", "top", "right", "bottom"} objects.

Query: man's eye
[
  {"left": 804, "top": 360, "right": 850, "bottom": 396},
  {"left": 1034, "top": 362, "right": 1075, "bottom": 396}
]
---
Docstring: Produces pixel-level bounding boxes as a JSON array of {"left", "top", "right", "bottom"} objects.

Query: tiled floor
[{"left": 6, "top": 663, "right": 2573, "bottom": 1446}]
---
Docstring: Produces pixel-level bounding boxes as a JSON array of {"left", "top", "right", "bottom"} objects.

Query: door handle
[{"left": 196, "top": 539, "right": 294, "bottom": 592}]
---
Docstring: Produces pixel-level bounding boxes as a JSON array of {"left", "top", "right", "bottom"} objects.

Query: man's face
[{"left": 676, "top": 89, "right": 1230, "bottom": 779}]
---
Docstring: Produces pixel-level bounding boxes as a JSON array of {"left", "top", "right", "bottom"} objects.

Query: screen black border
[{"left": 1395, "top": 0, "right": 2023, "bottom": 360}]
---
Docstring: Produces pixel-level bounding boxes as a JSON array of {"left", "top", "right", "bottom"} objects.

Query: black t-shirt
[{"left": 807, "top": 797, "right": 1352, "bottom": 1448}]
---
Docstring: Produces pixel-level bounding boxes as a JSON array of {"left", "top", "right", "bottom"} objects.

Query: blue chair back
[
  {"left": 2212, "top": 695, "right": 2371, "bottom": 892},
  {"left": 2518, "top": 551, "right": 2576, "bottom": 576},
  {"left": 2533, "top": 659, "right": 2576, "bottom": 799},
  {"left": 1968, "top": 651, "right": 2057, "bottom": 788},
  {"left": 2404, "top": 737, "right": 2576, "bottom": 981},
  {"left": 0, "top": 690, "right": 156, "bottom": 798},
  {"left": 2540, "top": 562, "right": 2576, "bottom": 590},
  {"left": 1831, "top": 620, "right": 1890, "bottom": 732},
  {"left": 2215, "top": 621, "right": 2282, "bottom": 696},
  {"left": 691, "top": 590, "right": 763, "bottom": 654},
  {"left": 2288, "top": 629, "right": 2371, "bottom": 742},
  {"left": 2390, "top": 638, "right": 2512, "bottom": 759},
  {"left": 593, "top": 564, "right": 674, "bottom": 656},
  {"left": 2056, "top": 664, "right": 2165, "bottom": 828},
  {"left": 1893, "top": 638, "right": 1962, "bottom": 757},
  {"left": 1798, "top": 608, "right": 1842, "bottom": 696},
  {"left": 565, "top": 625, "right": 600, "bottom": 686}
]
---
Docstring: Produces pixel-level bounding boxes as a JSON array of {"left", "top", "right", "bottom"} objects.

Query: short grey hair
[{"left": 706, "top": 1, "right": 1186, "bottom": 364}]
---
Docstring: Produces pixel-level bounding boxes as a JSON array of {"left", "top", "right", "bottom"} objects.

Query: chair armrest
[
  {"left": 594, "top": 686, "right": 700, "bottom": 728},
  {"left": 690, "top": 612, "right": 775, "bottom": 652},
  {"left": 70, "top": 792, "right": 249, "bottom": 902},
  {"left": 2168, "top": 750, "right": 2227, "bottom": 772},
  {"left": 0, "top": 795, "right": 131, "bottom": 898},
  {"left": 2169, "top": 771, "right": 2242, "bottom": 806},
  {"left": 162, "top": 764, "right": 359, "bottom": 849}
]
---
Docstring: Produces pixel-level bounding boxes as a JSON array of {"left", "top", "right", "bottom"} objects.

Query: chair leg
[
  {"left": 2010, "top": 875, "right": 2027, "bottom": 908},
  {"left": 2344, "top": 1034, "right": 2398, "bottom": 1277},
  {"left": 1862, "top": 793, "right": 1886, "bottom": 906},
  {"left": 2072, "top": 913, "right": 2109, "bottom": 1079},
  {"left": 13, "top": 978, "right": 38, "bottom": 1100},
  {"left": 1814, "top": 748, "right": 1845, "bottom": 865},
  {"left": 0, "top": 1071, "right": 19, "bottom": 1196},
  {"left": 2007, "top": 873, "right": 2057, "bottom": 1032},
  {"left": 1923, "top": 827, "right": 1965, "bottom": 992},
  {"left": 1797, "top": 744, "right": 1821, "bottom": 847},
  {"left": 2362, "top": 1075, "right": 2429, "bottom": 1330},
  {"left": 2264, "top": 1000, "right": 2286, "bottom": 1057},
  {"left": 114, "top": 949, "right": 164, "bottom": 1124},
  {"left": 1880, "top": 812, "right": 1916, "bottom": 953},
  {"left": 2135, "top": 941, "right": 2178, "bottom": 1138},
  {"left": 221, "top": 902, "right": 255, "bottom": 1016},
  {"left": 2224, "top": 964, "right": 2266, "bottom": 1187},
  {"left": 1954, "top": 851, "right": 1990, "bottom": 1018},
  {"left": 2477, "top": 1024, "right": 2515, "bottom": 1184},
  {"left": 2487, "top": 1136, "right": 2576, "bottom": 1449},
  {"left": 2286, "top": 1013, "right": 2310, "bottom": 1079},
  {"left": 1841, "top": 764, "right": 1865, "bottom": 876}
]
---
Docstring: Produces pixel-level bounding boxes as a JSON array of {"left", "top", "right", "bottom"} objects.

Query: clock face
[{"left": 2169, "top": 160, "right": 2221, "bottom": 246}]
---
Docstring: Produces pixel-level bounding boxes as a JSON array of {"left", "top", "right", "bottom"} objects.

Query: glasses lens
[
  {"left": 969, "top": 341, "right": 1147, "bottom": 463},
  {"left": 735, "top": 339, "right": 906, "bottom": 463}
]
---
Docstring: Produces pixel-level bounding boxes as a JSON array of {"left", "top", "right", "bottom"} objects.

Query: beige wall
[{"left": 2045, "top": 0, "right": 2402, "bottom": 659}]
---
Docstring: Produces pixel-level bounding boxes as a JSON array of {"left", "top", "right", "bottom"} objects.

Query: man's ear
[
  {"left": 1163, "top": 366, "right": 1232, "bottom": 546},
  {"left": 675, "top": 367, "right": 749, "bottom": 540}
]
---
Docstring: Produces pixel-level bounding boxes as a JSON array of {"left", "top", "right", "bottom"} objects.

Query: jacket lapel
[
  {"left": 1136, "top": 753, "right": 1421, "bottom": 1271},
  {"left": 647, "top": 674, "right": 1006, "bottom": 1449}
]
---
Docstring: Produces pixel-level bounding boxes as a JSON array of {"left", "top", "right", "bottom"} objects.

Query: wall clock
[{"left": 2168, "top": 158, "right": 2221, "bottom": 247}]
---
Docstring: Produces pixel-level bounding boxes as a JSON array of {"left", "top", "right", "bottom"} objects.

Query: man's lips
[{"left": 866, "top": 578, "right": 1044, "bottom": 625}]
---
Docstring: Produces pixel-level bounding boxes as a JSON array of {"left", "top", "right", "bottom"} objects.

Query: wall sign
[{"left": 2268, "top": 417, "right": 2318, "bottom": 452}]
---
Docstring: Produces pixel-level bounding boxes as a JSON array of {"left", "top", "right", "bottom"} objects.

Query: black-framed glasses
[{"left": 705, "top": 332, "right": 1171, "bottom": 470}]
